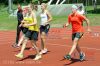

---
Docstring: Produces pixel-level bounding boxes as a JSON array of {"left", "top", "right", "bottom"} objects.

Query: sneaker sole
[
  {"left": 15, "top": 55, "right": 23, "bottom": 59},
  {"left": 33, "top": 57, "right": 42, "bottom": 61}
]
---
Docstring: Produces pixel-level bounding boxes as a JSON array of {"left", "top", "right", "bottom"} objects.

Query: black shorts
[
  {"left": 25, "top": 30, "right": 38, "bottom": 41},
  {"left": 72, "top": 32, "right": 83, "bottom": 40},
  {"left": 22, "top": 28, "right": 28, "bottom": 34},
  {"left": 40, "top": 24, "right": 50, "bottom": 34}
]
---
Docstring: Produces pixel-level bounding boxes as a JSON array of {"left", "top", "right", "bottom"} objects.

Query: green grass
[
  {"left": 0, "top": 16, "right": 17, "bottom": 30},
  {"left": 0, "top": 5, "right": 100, "bottom": 31}
]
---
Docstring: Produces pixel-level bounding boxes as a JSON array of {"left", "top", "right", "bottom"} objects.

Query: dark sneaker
[
  {"left": 80, "top": 52, "right": 85, "bottom": 61},
  {"left": 64, "top": 54, "right": 71, "bottom": 60}
]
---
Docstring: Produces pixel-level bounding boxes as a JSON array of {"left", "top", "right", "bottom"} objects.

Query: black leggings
[{"left": 15, "top": 23, "right": 23, "bottom": 44}]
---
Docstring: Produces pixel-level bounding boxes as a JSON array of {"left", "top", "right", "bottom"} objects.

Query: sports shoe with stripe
[
  {"left": 80, "top": 52, "right": 85, "bottom": 61},
  {"left": 64, "top": 54, "right": 71, "bottom": 60}
]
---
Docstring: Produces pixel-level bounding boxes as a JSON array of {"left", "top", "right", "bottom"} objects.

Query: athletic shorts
[
  {"left": 72, "top": 32, "right": 83, "bottom": 40},
  {"left": 40, "top": 24, "right": 50, "bottom": 34},
  {"left": 22, "top": 28, "right": 28, "bottom": 34},
  {"left": 25, "top": 30, "right": 38, "bottom": 41}
]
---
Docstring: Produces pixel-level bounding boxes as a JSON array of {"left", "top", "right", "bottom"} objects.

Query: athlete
[
  {"left": 63, "top": 5, "right": 91, "bottom": 61},
  {"left": 39, "top": 3, "right": 52, "bottom": 54},
  {"left": 12, "top": 4, "right": 23, "bottom": 47},
  {"left": 15, "top": 4, "right": 41, "bottom": 60}
]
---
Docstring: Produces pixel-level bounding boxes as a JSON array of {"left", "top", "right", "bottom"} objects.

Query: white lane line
[{"left": 47, "top": 43, "right": 100, "bottom": 51}]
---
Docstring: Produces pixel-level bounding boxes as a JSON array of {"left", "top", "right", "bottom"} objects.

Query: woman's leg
[
  {"left": 19, "top": 38, "right": 28, "bottom": 54},
  {"left": 64, "top": 38, "right": 79, "bottom": 60},
  {"left": 31, "top": 40, "right": 40, "bottom": 55},
  {"left": 17, "top": 34, "right": 25, "bottom": 47},
  {"left": 76, "top": 42, "right": 85, "bottom": 61},
  {"left": 69, "top": 38, "right": 79, "bottom": 55},
  {"left": 15, "top": 37, "right": 28, "bottom": 58},
  {"left": 30, "top": 31, "right": 42, "bottom": 60},
  {"left": 41, "top": 32, "right": 46, "bottom": 50},
  {"left": 40, "top": 25, "right": 50, "bottom": 54},
  {"left": 76, "top": 44, "right": 81, "bottom": 53},
  {"left": 16, "top": 24, "right": 21, "bottom": 44},
  {"left": 64, "top": 33, "right": 85, "bottom": 61},
  {"left": 32, "top": 40, "right": 42, "bottom": 60}
]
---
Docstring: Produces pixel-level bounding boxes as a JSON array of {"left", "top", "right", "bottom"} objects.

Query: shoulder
[
  {"left": 76, "top": 13, "right": 86, "bottom": 20},
  {"left": 31, "top": 11, "right": 36, "bottom": 18},
  {"left": 68, "top": 14, "right": 72, "bottom": 18},
  {"left": 45, "top": 10, "right": 50, "bottom": 14},
  {"left": 45, "top": 10, "right": 48, "bottom": 13}
]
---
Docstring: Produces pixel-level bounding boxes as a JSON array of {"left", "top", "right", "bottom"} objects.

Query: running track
[{"left": 0, "top": 26, "right": 100, "bottom": 66}]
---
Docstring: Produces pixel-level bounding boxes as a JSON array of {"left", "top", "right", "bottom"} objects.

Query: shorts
[
  {"left": 25, "top": 30, "right": 38, "bottom": 41},
  {"left": 22, "top": 28, "right": 28, "bottom": 34},
  {"left": 72, "top": 32, "right": 83, "bottom": 40},
  {"left": 40, "top": 24, "right": 50, "bottom": 34}
]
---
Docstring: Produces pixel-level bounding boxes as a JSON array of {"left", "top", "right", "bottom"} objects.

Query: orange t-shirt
[{"left": 68, "top": 13, "right": 85, "bottom": 33}]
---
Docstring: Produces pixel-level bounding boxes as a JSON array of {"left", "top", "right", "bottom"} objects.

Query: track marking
[{"left": 47, "top": 43, "right": 100, "bottom": 51}]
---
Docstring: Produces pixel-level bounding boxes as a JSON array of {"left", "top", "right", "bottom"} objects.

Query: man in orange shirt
[{"left": 64, "top": 5, "right": 91, "bottom": 61}]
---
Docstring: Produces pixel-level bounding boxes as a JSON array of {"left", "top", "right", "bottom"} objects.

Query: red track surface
[{"left": 0, "top": 26, "right": 100, "bottom": 66}]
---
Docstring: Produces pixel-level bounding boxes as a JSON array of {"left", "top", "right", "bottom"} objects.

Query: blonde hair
[{"left": 41, "top": 3, "right": 47, "bottom": 9}]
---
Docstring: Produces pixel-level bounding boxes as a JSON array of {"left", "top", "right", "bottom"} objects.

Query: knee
[
  {"left": 41, "top": 32, "right": 46, "bottom": 39},
  {"left": 73, "top": 39, "right": 78, "bottom": 45},
  {"left": 24, "top": 37, "right": 28, "bottom": 42}
]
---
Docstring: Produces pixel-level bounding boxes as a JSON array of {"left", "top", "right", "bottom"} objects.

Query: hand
[
  {"left": 23, "top": 24, "right": 29, "bottom": 27},
  {"left": 87, "top": 28, "right": 92, "bottom": 33},
  {"left": 21, "top": 21, "right": 25, "bottom": 23},
  {"left": 19, "top": 24, "right": 22, "bottom": 27}
]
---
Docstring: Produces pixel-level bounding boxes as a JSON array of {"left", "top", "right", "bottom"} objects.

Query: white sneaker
[
  {"left": 39, "top": 49, "right": 48, "bottom": 54},
  {"left": 33, "top": 54, "right": 42, "bottom": 60}
]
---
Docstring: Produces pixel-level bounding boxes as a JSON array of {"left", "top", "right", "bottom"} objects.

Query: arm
[
  {"left": 63, "top": 16, "right": 70, "bottom": 27},
  {"left": 63, "top": 21, "right": 70, "bottom": 28},
  {"left": 19, "top": 20, "right": 26, "bottom": 27},
  {"left": 85, "top": 17, "right": 91, "bottom": 32},
  {"left": 46, "top": 10, "right": 52, "bottom": 23},
  {"left": 65, "top": 22, "right": 70, "bottom": 27},
  {"left": 81, "top": 15, "right": 91, "bottom": 32}
]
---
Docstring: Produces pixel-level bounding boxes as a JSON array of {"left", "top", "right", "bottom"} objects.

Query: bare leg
[
  {"left": 39, "top": 32, "right": 48, "bottom": 54},
  {"left": 30, "top": 40, "right": 35, "bottom": 49},
  {"left": 31, "top": 40, "right": 40, "bottom": 54},
  {"left": 19, "top": 37, "right": 28, "bottom": 54},
  {"left": 41, "top": 32, "right": 46, "bottom": 50},
  {"left": 15, "top": 37, "right": 28, "bottom": 58},
  {"left": 69, "top": 38, "right": 79, "bottom": 55},
  {"left": 76, "top": 44, "right": 81, "bottom": 54},
  {"left": 17, "top": 34, "right": 25, "bottom": 46},
  {"left": 31, "top": 40, "right": 42, "bottom": 60},
  {"left": 76, "top": 42, "right": 85, "bottom": 61}
]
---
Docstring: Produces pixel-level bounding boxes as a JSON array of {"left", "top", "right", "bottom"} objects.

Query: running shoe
[
  {"left": 80, "top": 52, "right": 85, "bottom": 61},
  {"left": 64, "top": 54, "right": 71, "bottom": 60},
  {"left": 15, "top": 53, "right": 23, "bottom": 58},
  {"left": 39, "top": 48, "right": 48, "bottom": 55},
  {"left": 33, "top": 54, "right": 42, "bottom": 60}
]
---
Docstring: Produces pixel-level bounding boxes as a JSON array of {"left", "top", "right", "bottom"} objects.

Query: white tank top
[{"left": 40, "top": 11, "right": 48, "bottom": 25}]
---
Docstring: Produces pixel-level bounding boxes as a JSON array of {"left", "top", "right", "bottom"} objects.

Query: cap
[{"left": 72, "top": 5, "right": 78, "bottom": 10}]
